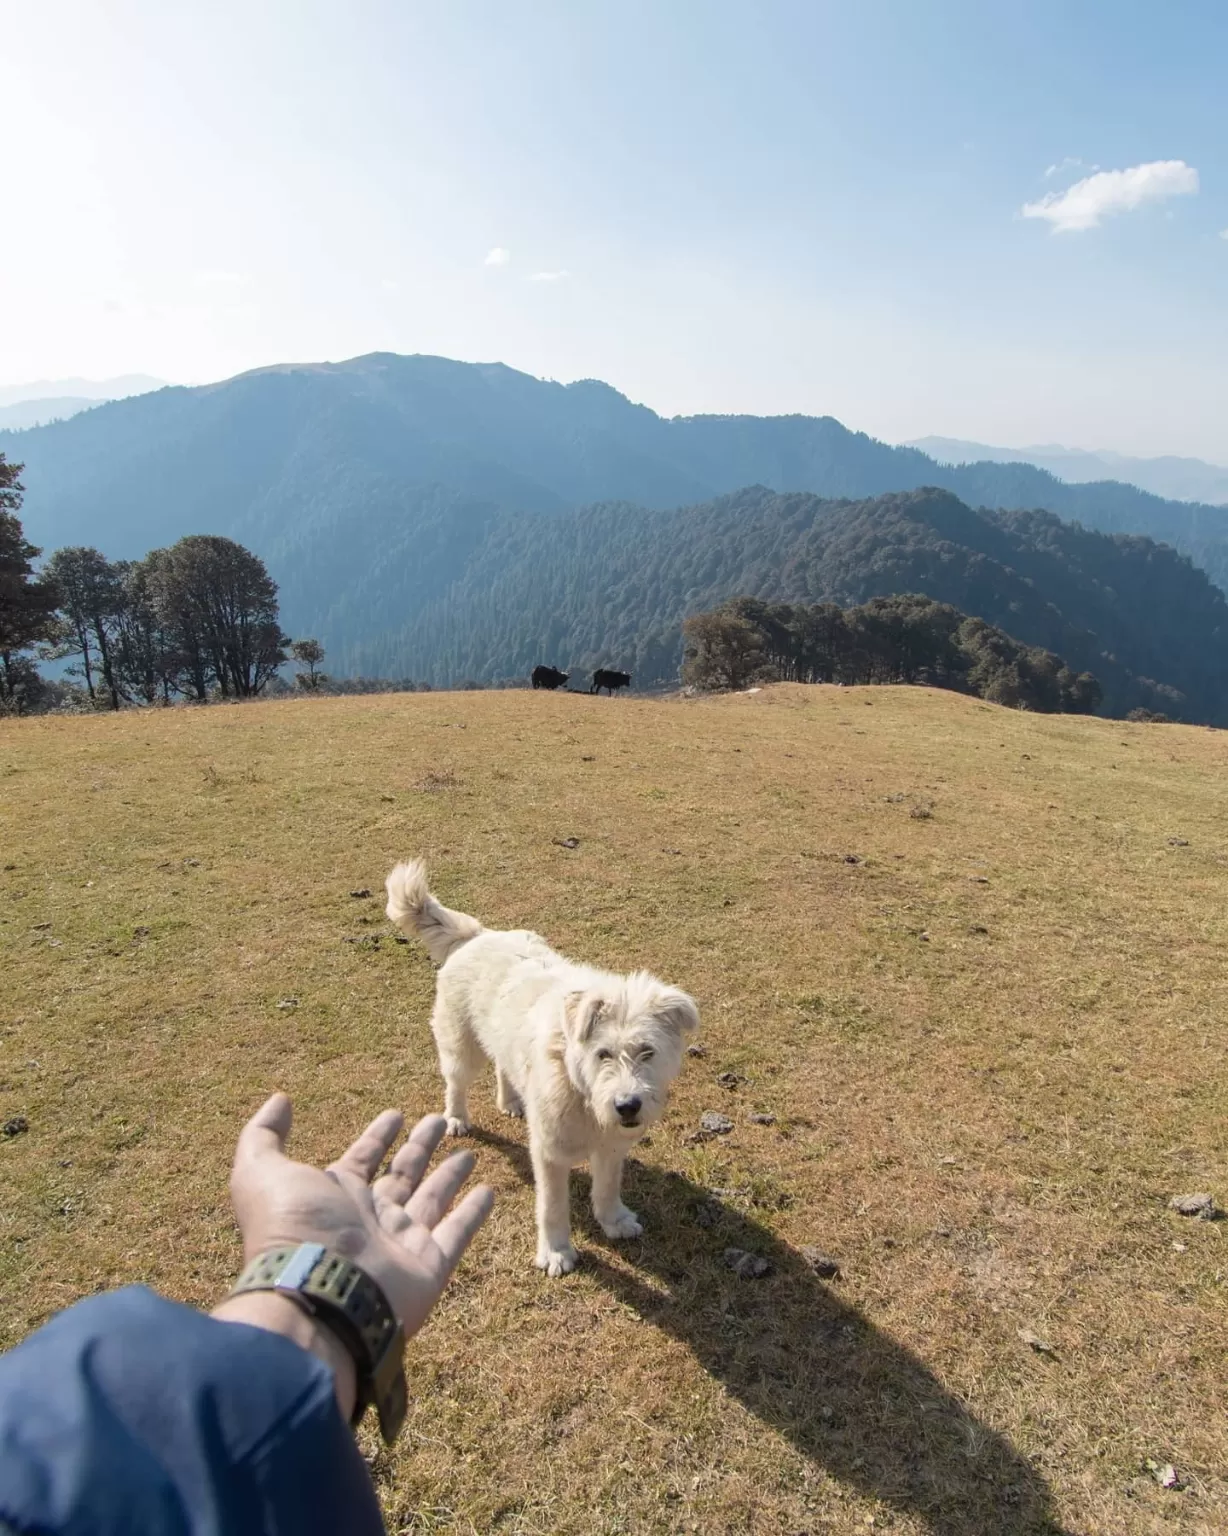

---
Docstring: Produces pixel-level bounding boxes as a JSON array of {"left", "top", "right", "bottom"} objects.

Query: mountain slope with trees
[
  {"left": 8, "top": 351, "right": 1228, "bottom": 633},
  {"left": 377, "top": 486, "right": 1227, "bottom": 721},
  {"left": 6, "top": 354, "right": 1228, "bottom": 716}
]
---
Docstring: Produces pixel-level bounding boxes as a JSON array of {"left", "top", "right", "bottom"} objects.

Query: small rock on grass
[
  {"left": 715, "top": 1071, "right": 747, "bottom": 1090},
  {"left": 724, "top": 1248, "right": 771, "bottom": 1279},
  {"left": 700, "top": 1111, "right": 734, "bottom": 1135},
  {"left": 801, "top": 1247, "right": 841, "bottom": 1279},
  {"left": 693, "top": 1199, "right": 721, "bottom": 1229},
  {"left": 553, "top": 836, "right": 580, "bottom": 850},
  {"left": 276, "top": 998, "right": 299, "bottom": 1011},
  {"left": 1169, "top": 1192, "right": 1218, "bottom": 1219},
  {"left": 349, "top": 888, "right": 372, "bottom": 898},
  {"left": 1145, "top": 1459, "right": 1182, "bottom": 1490},
  {"left": 1017, "top": 1327, "right": 1058, "bottom": 1357},
  {"left": 747, "top": 1111, "right": 777, "bottom": 1126},
  {"left": 3, "top": 1116, "right": 30, "bottom": 1137},
  {"left": 686, "top": 1043, "right": 707, "bottom": 1058}
]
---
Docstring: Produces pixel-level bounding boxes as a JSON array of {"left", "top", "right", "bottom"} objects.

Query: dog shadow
[{"left": 471, "top": 1128, "right": 1067, "bottom": 1535}]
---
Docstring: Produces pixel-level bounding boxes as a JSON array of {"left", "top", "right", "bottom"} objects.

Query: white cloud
[
  {"left": 484, "top": 247, "right": 511, "bottom": 267},
  {"left": 1022, "top": 159, "right": 1199, "bottom": 233},
  {"left": 1220, "top": 228, "right": 1228, "bottom": 241},
  {"left": 1044, "top": 156, "right": 1099, "bottom": 180},
  {"left": 528, "top": 269, "right": 570, "bottom": 282},
  {"left": 192, "top": 268, "right": 250, "bottom": 286}
]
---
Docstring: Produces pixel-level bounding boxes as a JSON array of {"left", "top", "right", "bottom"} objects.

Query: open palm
[{"left": 229, "top": 1093, "right": 494, "bottom": 1339}]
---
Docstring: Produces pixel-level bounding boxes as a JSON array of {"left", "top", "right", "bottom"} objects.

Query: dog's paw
[
  {"left": 535, "top": 1244, "right": 579, "bottom": 1278},
  {"left": 497, "top": 1098, "right": 525, "bottom": 1119},
  {"left": 598, "top": 1208, "right": 643, "bottom": 1241},
  {"left": 444, "top": 1116, "right": 471, "bottom": 1137}
]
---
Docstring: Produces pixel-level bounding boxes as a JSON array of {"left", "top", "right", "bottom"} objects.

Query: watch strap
[{"left": 230, "top": 1243, "right": 407, "bottom": 1443}]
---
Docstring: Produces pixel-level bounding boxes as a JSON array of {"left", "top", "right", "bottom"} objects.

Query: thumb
[{"left": 233, "top": 1091, "right": 294, "bottom": 1179}]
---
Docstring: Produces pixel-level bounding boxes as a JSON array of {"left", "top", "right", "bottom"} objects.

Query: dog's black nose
[{"left": 615, "top": 1095, "right": 642, "bottom": 1120}]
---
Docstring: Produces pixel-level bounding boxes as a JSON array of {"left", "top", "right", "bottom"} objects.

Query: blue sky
[{"left": 3, "top": 0, "right": 1226, "bottom": 457}]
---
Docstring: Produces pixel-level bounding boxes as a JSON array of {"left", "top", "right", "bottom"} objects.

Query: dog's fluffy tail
[{"left": 385, "top": 860, "right": 483, "bottom": 966}]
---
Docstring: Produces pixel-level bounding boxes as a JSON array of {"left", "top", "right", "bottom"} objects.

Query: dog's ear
[
  {"left": 562, "top": 990, "right": 606, "bottom": 1045},
  {"left": 652, "top": 986, "right": 699, "bottom": 1037}
]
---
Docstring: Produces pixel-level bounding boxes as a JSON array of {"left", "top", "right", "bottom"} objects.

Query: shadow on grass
[{"left": 473, "top": 1128, "right": 1067, "bottom": 1536}]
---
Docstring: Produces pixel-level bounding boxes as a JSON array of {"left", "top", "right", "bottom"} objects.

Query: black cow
[
  {"left": 531, "top": 664, "right": 569, "bottom": 690},
  {"left": 591, "top": 668, "right": 631, "bottom": 695}
]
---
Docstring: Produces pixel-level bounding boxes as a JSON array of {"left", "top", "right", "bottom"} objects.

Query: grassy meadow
[{"left": 1, "top": 684, "right": 1225, "bottom": 1534}]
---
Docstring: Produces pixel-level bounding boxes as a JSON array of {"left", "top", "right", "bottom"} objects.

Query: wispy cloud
[
  {"left": 484, "top": 247, "right": 511, "bottom": 267},
  {"left": 1220, "top": 228, "right": 1228, "bottom": 241},
  {"left": 1022, "top": 159, "right": 1199, "bottom": 233},
  {"left": 193, "top": 268, "right": 250, "bottom": 286},
  {"left": 527, "top": 269, "right": 570, "bottom": 282},
  {"left": 1043, "top": 156, "right": 1097, "bottom": 180}
]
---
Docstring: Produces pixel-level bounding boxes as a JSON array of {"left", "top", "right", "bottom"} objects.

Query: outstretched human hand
[{"left": 225, "top": 1092, "right": 495, "bottom": 1340}]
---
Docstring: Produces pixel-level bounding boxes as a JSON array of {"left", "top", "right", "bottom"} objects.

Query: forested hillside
[
  {"left": 7, "top": 353, "right": 1228, "bottom": 714},
  {"left": 9, "top": 352, "right": 1228, "bottom": 597},
  {"left": 374, "top": 487, "right": 1227, "bottom": 721}
]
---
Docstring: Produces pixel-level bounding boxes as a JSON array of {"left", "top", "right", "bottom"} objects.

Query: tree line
[
  {"left": 0, "top": 452, "right": 328, "bottom": 713},
  {"left": 681, "top": 593, "right": 1103, "bottom": 713}
]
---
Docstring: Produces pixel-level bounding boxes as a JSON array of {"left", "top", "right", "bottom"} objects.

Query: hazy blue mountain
[
  {"left": 0, "top": 397, "right": 103, "bottom": 431},
  {"left": 7, "top": 352, "right": 1228, "bottom": 709},
  {"left": 908, "top": 435, "right": 1228, "bottom": 508},
  {"left": 0, "top": 374, "right": 166, "bottom": 408}
]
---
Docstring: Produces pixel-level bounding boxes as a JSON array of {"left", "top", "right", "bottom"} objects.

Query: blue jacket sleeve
[{"left": 0, "top": 1286, "right": 387, "bottom": 1536}]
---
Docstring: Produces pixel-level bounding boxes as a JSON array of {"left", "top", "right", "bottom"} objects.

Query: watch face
[{"left": 274, "top": 1242, "right": 328, "bottom": 1291}]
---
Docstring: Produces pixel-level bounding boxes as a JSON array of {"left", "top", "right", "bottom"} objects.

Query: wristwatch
[{"left": 229, "top": 1243, "right": 407, "bottom": 1443}]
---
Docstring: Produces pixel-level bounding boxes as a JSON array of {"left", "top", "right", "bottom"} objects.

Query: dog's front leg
[
  {"left": 532, "top": 1144, "right": 578, "bottom": 1277},
  {"left": 495, "top": 1065, "right": 524, "bottom": 1118},
  {"left": 590, "top": 1144, "right": 643, "bottom": 1240}
]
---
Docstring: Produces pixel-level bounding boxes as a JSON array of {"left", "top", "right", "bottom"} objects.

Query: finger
[
  {"left": 423, "top": 1185, "right": 495, "bottom": 1272},
  {"left": 372, "top": 1115, "right": 448, "bottom": 1206},
  {"left": 404, "top": 1150, "right": 478, "bottom": 1228},
  {"left": 328, "top": 1109, "right": 405, "bottom": 1184},
  {"left": 232, "top": 1092, "right": 293, "bottom": 1178},
  {"left": 375, "top": 1199, "right": 414, "bottom": 1240}
]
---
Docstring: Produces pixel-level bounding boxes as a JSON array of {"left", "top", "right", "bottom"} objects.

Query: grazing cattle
[
  {"left": 591, "top": 668, "right": 631, "bottom": 695},
  {"left": 532, "top": 665, "right": 569, "bottom": 690}
]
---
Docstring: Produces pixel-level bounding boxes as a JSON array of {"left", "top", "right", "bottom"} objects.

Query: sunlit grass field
[{"left": 2, "top": 685, "right": 1225, "bottom": 1533}]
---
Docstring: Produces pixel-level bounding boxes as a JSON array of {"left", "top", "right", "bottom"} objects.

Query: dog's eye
[
  {"left": 596, "top": 1048, "right": 613, "bottom": 1061},
  {"left": 640, "top": 1048, "right": 655, "bottom": 1061}
]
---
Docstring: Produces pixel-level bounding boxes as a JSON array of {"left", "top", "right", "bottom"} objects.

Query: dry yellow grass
[{"left": 2, "top": 684, "right": 1226, "bottom": 1534}]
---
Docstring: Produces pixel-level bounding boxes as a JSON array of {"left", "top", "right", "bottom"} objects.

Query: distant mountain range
[
  {"left": 0, "top": 375, "right": 166, "bottom": 431},
  {"left": 907, "top": 436, "right": 1228, "bottom": 508},
  {"left": 6, "top": 352, "right": 1228, "bottom": 713}
]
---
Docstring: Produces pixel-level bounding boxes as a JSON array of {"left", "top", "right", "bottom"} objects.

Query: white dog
[{"left": 385, "top": 860, "right": 699, "bottom": 1276}]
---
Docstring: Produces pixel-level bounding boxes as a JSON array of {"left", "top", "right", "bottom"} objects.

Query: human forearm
[{"left": 212, "top": 1288, "right": 358, "bottom": 1421}]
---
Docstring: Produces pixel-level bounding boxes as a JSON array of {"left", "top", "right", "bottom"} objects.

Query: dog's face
[{"left": 562, "top": 972, "right": 699, "bottom": 1133}]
